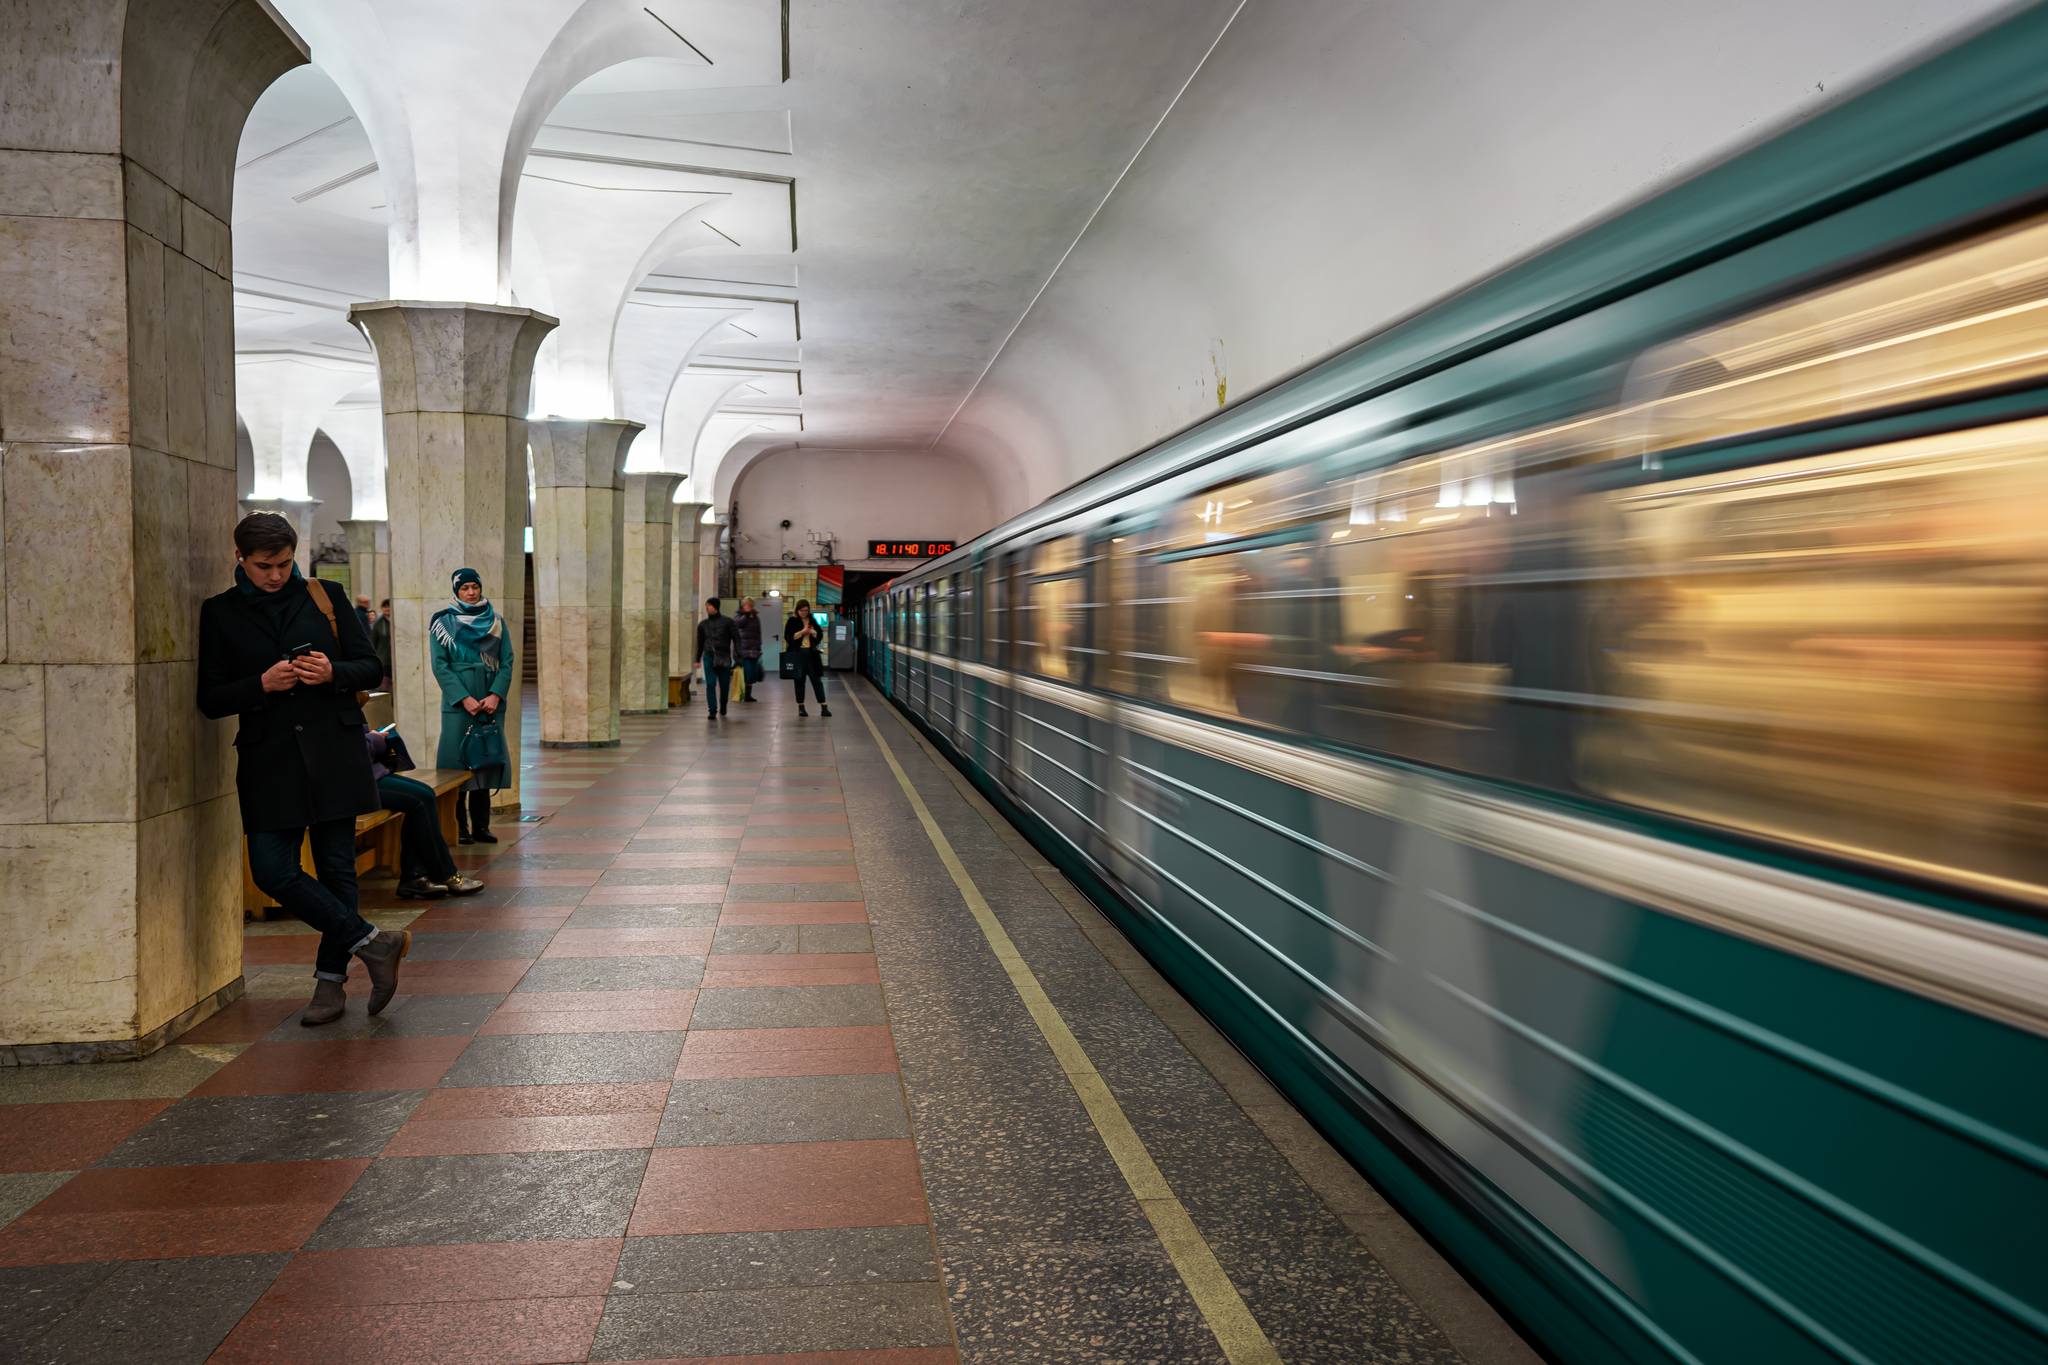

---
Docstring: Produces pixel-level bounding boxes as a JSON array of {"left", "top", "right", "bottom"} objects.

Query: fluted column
[
  {"left": 0, "top": 0, "right": 302, "bottom": 1060},
  {"left": 338, "top": 518, "right": 390, "bottom": 612},
  {"left": 621, "top": 474, "right": 685, "bottom": 714},
  {"left": 349, "top": 302, "right": 555, "bottom": 807},
  {"left": 670, "top": 502, "right": 710, "bottom": 697},
  {"left": 531, "top": 419, "right": 643, "bottom": 747}
]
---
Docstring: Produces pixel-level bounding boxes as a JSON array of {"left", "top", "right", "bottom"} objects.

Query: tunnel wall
[{"left": 730, "top": 447, "right": 997, "bottom": 574}]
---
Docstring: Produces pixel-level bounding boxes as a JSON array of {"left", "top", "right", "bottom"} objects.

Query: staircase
[{"left": 522, "top": 552, "right": 538, "bottom": 686}]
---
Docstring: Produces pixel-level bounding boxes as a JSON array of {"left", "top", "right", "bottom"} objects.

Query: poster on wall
[{"left": 817, "top": 565, "right": 843, "bottom": 607}]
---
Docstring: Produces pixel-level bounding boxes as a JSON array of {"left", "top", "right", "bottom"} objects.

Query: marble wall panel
[
  {"left": 181, "top": 200, "right": 228, "bottom": 276},
  {"left": 4, "top": 442, "right": 136, "bottom": 664},
  {"left": 45, "top": 663, "right": 138, "bottom": 823},
  {"left": 123, "top": 224, "right": 168, "bottom": 455},
  {"left": 0, "top": 3, "right": 124, "bottom": 155},
  {"left": 122, "top": 159, "right": 180, "bottom": 247},
  {"left": 200, "top": 262, "right": 235, "bottom": 465},
  {"left": 135, "top": 659, "right": 199, "bottom": 821},
  {"left": 0, "top": 820, "right": 140, "bottom": 1044},
  {"left": 130, "top": 445, "right": 190, "bottom": 664},
  {"left": 188, "top": 458, "right": 238, "bottom": 621},
  {"left": 0, "top": 150, "right": 122, "bottom": 221},
  {"left": 135, "top": 794, "right": 242, "bottom": 1036},
  {"left": 163, "top": 245, "right": 208, "bottom": 462},
  {"left": 0, "top": 665, "right": 48, "bottom": 823},
  {"left": 0, "top": 215, "right": 130, "bottom": 443}
]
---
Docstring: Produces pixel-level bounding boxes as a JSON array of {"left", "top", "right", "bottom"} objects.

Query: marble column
[
  {"left": 238, "top": 496, "right": 320, "bottom": 573},
  {"left": 621, "top": 473, "right": 684, "bottom": 714},
  {"left": 350, "top": 302, "right": 555, "bottom": 808},
  {"left": 338, "top": 518, "right": 390, "bottom": 613},
  {"left": 0, "top": 0, "right": 303, "bottom": 1060},
  {"left": 670, "top": 502, "right": 710, "bottom": 700},
  {"left": 531, "top": 419, "right": 642, "bottom": 747}
]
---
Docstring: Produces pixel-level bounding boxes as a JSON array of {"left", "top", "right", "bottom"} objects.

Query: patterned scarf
[{"left": 431, "top": 595, "right": 502, "bottom": 669}]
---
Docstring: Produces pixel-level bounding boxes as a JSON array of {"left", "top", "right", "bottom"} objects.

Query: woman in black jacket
[
  {"left": 196, "top": 514, "right": 411, "bottom": 1026},
  {"left": 784, "top": 598, "right": 830, "bottom": 716}
]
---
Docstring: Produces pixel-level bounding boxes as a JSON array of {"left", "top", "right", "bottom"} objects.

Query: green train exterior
[{"left": 862, "top": 12, "right": 2048, "bottom": 1364}]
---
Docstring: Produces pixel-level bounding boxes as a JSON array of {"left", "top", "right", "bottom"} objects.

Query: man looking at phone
[{"left": 197, "top": 513, "right": 410, "bottom": 1026}]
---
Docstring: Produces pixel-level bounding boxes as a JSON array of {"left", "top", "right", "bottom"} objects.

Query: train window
[
  {"left": 958, "top": 569, "right": 978, "bottom": 662},
  {"left": 1021, "top": 536, "right": 1086, "bottom": 682},
  {"left": 933, "top": 576, "right": 953, "bottom": 656},
  {"left": 1585, "top": 415, "right": 2048, "bottom": 902}
]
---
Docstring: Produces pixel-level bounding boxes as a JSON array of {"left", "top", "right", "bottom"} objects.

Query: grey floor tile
[
  {"left": 261, "top": 993, "right": 505, "bottom": 1040},
  {"left": 513, "top": 957, "right": 705, "bottom": 993},
  {"left": 488, "top": 853, "right": 618, "bottom": 870},
  {"left": 735, "top": 851, "right": 861, "bottom": 866},
  {"left": 0, "top": 1261, "right": 114, "bottom": 1357},
  {"left": 799, "top": 924, "right": 874, "bottom": 954},
  {"left": 657, "top": 1074, "right": 909, "bottom": 1146},
  {"left": 0, "top": 1047, "right": 226, "bottom": 1104},
  {"left": 306, "top": 1149, "right": 649, "bottom": 1248},
  {"left": 724, "top": 883, "right": 864, "bottom": 903},
  {"left": 522, "top": 824, "right": 642, "bottom": 840},
  {"left": 597, "top": 867, "right": 731, "bottom": 887},
  {"left": 908, "top": 1095, "right": 1153, "bottom": 1244},
  {"left": 711, "top": 925, "right": 800, "bottom": 955},
  {"left": 4, "top": 1254, "right": 287, "bottom": 1365},
  {"left": 590, "top": 1282, "right": 949, "bottom": 1361},
  {"left": 688, "top": 985, "right": 886, "bottom": 1030},
  {"left": 0, "top": 1173, "right": 74, "bottom": 1232},
  {"left": 615, "top": 1226, "right": 936, "bottom": 1293},
  {"left": 406, "top": 930, "right": 557, "bottom": 961},
  {"left": 93, "top": 1091, "right": 423, "bottom": 1167},
  {"left": 1162, "top": 1154, "right": 1349, "bottom": 1241},
  {"left": 504, "top": 887, "right": 591, "bottom": 907},
  {"left": 439, "top": 1031, "right": 688, "bottom": 1087},
  {"left": 563, "top": 905, "right": 721, "bottom": 930},
  {"left": 745, "top": 803, "right": 845, "bottom": 814},
  {"left": 939, "top": 1239, "right": 1224, "bottom": 1364}
]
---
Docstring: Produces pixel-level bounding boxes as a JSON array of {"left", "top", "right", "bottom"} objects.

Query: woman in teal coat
[{"left": 431, "top": 566, "right": 513, "bottom": 843}]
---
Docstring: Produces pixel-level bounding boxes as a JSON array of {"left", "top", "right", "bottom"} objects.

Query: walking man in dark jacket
[
  {"left": 197, "top": 513, "right": 410, "bottom": 1026},
  {"left": 696, "top": 596, "right": 742, "bottom": 719},
  {"left": 734, "top": 596, "right": 764, "bottom": 703}
]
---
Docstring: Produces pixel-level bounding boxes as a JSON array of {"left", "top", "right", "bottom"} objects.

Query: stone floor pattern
[{"left": 0, "top": 681, "right": 1472, "bottom": 1365}]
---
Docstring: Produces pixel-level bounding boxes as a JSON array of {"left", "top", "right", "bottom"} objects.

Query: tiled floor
[{"left": 0, "top": 680, "right": 1492, "bottom": 1364}]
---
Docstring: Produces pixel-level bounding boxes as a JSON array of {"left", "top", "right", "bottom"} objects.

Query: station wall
[
  {"left": 729, "top": 447, "right": 997, "bottom": 574},
  {"left": 938, "top": 0, "right": 2023, "bottom": 515}
]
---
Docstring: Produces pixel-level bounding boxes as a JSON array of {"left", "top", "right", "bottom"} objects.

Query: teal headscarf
[{"left": 430, "top": 568, "right": 502, "bottom": 668}]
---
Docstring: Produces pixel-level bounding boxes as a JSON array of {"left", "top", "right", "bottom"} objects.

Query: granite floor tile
[
  {"left": 729, "top": 866, "right": 862, "bottom": 883},
  {"left": 740, "top": 837, "right": 856, "bottom": 851},
  {"left": 596, "top": 867, "right": 732, "bottom": 887},
  {"left": 382, "top": 1083, "right": 670, "bottom": 1157},
  {"left": 401, "top": 907, "right": 573, "bottom": 933},
  {"left": 0, "top": 1047, "right": 229, "bottom": 1105},
  {"left": 579, "top": 886, "right": 730, "bottom": 905},
  {"left": 176, "top": 999, "right": 305, "bottom": 1044},
  {"left": 937, "top": 1239, "right": 1223, "bottom": 1365},
  {"left": 337, "top": 959, "right": 534, "bottom": 997},
  {"left": 504, "top": 887, "right": 598, "bottom": 907},
  {"left": 405, "top": 930, "right": 559, "bottom": 961},
  {"left": 0, "top": 1100, "right": 174, "bottom": 1173},
  {"left": 702, "top": 954, "right": 880, "bottom": 988},
  {"left": 725, "top": 883, "right": 866, "bottom": 903},
  {"left": 1212, "top": 1234, "right": 1464, "bottom": 1364},
  {"left": 438, "top": 1031, "right": 689, "bottom": 1088},
  {"left": 719, "top": 903, "right": 870, "bottom": 926},
  {"left": 542, "top": 928, "right": 715, "bottom": 958},
  {"left": 514, "top": 956, "right": 704, "bottom": 993},
  {"left": 614, "top": 1225, "right": 937, "bottom": 1294},
  {"left": 0, "top": 1253, "right": 287, "bottom": 1365},
  {"left": 305, "top": 1149, "right": 649, "bottom": 1249},
  {"left": 190, "top": 1039, "right": 471, "bottom": 1096},
  {"left": 482, "top": 989, "right": 698, "bottom": 1035},
  {"left": 629, "top": 1140, "right": 928, "bottom": 1237},
  {"left": 673, "top": 1027, "right": 898, "bottom": 1081},
  {"left": 689, "top": 985, "right": 888, "bottom": 1030},
  {"left": 563, "top": 903, "right": 723, "bottom": 929},
  {"left": 710, "top": 924, "right": 803, "bottom": 954},
  {"left": 92, "top": 1092, "right": 423, "bottom": 1168},
  {"left": 0, "top": 1172, "right": 75, "bottom": 1232},
  {"left": 656, "top": 1074, "right": 910, "bottom": 1146},
  {"left": 589, "top": 1281, "right": 951, "bottom": 1362},
  {"left": 0, "top": 1161, "right": 368, "bottom": 1265},
  {"left": 736, "top": 851, "right": 869, "bottom": 867},
  {"left": 259, "top": 993, "right": 505, "bottom": 1041},
  {"left": 0, "top": 1260, "right": 113, "bottom": 1354}
]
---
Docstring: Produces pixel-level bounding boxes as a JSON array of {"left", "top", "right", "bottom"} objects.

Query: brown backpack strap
[{"left": 304, "top": 577, "right": 372, "bottom": 708}]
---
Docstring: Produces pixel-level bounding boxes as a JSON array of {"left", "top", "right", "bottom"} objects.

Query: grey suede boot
[
  {"left": 301, "top": 978, "right": 347, "bottom": 1027},
  {"left": 354, "top": 929, "right": 411, "bottom": 1015}
]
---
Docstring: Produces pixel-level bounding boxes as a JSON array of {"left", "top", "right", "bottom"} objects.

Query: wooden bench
[{"left": 241, "top": 766, "right": 474, "bottom": 917}]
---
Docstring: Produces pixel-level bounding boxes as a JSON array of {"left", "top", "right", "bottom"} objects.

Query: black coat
[
  {"left": 696, "top": 612, "right": 742, "bottom": 667},
  {"left": 784, "top": 614, "right": 821, "bottom": 656},
  {"left": 197, "top": 576, "right": 384, "bottom": 833},
  {"left": 734, "top": 608, "right": 763, "bottom": 659}
]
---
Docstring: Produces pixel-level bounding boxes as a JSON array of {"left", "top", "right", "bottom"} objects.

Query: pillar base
[
  {"left": 621, "top": 708, "right": 669, "bottom": 715},
  {"left": 0, "top": 975, "right": 247, "bottom": 1067},
  {"left": 540, "top": 738, "right": 622, "bottom": 748}
]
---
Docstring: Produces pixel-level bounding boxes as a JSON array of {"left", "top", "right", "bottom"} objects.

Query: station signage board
[{"left": 868, "top": 540, "right": 956, "bottom": 558}]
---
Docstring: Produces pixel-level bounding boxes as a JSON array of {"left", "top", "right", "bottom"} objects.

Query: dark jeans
[
  {"left": 791, "top": 652, "right": 825, "bottom": 703},
  {"left": 247, "top": 818, "right": 376, "bottom": 981},
  {"left": 378, "top": 774, "right": 457, "bottom": 881},
  {"left": 740, "top": 657, "right": 762, "bottom": 695},
  {"left": 704, "top": 664, "right": 732, "bottom": 714}
]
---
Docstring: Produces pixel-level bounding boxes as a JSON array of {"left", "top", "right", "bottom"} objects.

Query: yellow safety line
[{"left": 847, "top": 684, "right": 1283, "bottom": 1365}]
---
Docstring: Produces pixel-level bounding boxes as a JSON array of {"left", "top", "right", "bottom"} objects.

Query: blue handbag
[{"left": 459, "top": 715, "right": 508, "bottom": 771}]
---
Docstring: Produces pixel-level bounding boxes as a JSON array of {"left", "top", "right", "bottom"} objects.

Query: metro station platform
[{"left": 0, "top": 680, "right": 1532, "bottom": 1365}]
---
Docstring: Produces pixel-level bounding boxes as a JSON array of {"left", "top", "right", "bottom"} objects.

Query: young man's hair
[
  {"left": 705, "top": 596, "right": 722, "bottom": 610},
  {"left": 380, "top": 600, "right": 391, "bottom": 608},
  {"left": 234, "top": 512, "right": 297, "bottom": 557}
]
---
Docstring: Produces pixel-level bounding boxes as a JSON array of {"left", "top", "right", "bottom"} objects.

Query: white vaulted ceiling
[{"left": 229, "top": 0, "right": 1246, "bottom": 510}]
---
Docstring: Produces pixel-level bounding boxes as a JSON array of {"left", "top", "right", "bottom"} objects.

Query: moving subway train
[{"left": 863, "top": 14, "right": 2048, "bottom": 1365}]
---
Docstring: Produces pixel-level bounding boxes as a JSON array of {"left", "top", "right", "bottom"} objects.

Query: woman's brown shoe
[
  {"left": 354, "top": 929, "right": 411, "bottom": 1015},
  {"left": 301, "top": 978, "right": 347, "bottom": 1026}
]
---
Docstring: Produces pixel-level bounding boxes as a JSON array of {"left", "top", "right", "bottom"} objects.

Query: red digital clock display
[{"left": 868, "top": 540, "right": 955, "bottom": 558}]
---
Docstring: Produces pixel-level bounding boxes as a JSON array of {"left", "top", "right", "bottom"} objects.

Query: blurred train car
[{"left": 864, "top": 12, "right": 2048, "bottom": 1365}]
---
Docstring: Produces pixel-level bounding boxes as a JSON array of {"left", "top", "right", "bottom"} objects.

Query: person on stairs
[
  {"left": 785, "top": 598, "right": 831, "bottom": 717},
  {"left": 696, "top": 596, "right": 741, "bottom": 718},
  {"left": 197, "top": 512, "right": 410, "bottom": 1027},
  {"left": 431, "top": 567, "right": 513, "bottom": 844}
]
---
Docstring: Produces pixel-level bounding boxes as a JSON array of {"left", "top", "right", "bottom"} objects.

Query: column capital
[
  {"left": 671, "top": 501, "right": 712, "bottom": 546},
  {"left": 349, "top": 301, "right": 557, "bottom": 419},
  {"left": 622, "top": 472, "right": 687, "bottom": 524},
  {"left": 532, "top": 417, "right": 645, "bottom": 492}
]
